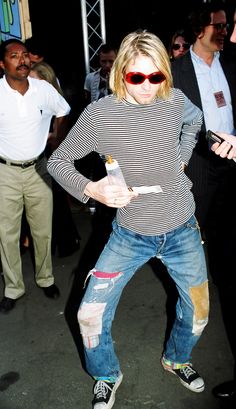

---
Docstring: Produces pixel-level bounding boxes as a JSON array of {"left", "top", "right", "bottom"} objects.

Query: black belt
[{"left": 0, "top": 152, "right": 45, "bottom": 169}]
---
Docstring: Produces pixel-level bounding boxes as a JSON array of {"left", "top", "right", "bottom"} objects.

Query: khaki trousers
[{"left": 0, "top": 158, "right": 54, "bottom": 299}]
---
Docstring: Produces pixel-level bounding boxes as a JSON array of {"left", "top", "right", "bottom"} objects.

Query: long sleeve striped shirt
[{"left": 47, "top": 89, "right": 203, "bottom": 235}]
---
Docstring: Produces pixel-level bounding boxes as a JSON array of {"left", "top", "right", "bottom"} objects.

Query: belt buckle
[{"left": 21, "top": 160, "right": 34, "bottom": 169}]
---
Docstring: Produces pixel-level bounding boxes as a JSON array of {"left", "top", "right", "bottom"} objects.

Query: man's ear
[{"left": 0, "top": 61, "right": 4, "bottom": 70}]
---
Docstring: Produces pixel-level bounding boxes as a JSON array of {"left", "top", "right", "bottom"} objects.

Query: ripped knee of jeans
[
  {"left": 190, "top": 281, "right": 209, "bottom": 336},
  {"left": 77, "top": 302, "right": 106, "bottom": 348},
  {"left": 84, "top": 268, "right": 122, "bottom": 290}
]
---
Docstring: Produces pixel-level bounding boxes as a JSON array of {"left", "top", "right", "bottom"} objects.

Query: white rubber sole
[{"left": 161, "top": 359, "right": 205, "bottom": 393}]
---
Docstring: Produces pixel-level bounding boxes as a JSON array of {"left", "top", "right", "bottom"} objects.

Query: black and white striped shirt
[{"left": 47, "top": 89, "right": 203, "bottom": 235}]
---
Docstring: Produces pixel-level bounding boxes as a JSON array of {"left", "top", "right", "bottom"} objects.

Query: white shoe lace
[
  {"left": 94, "top": 380, "right": 112, "bottom": 399},
  {"left": 180, "top": 365, "right": 196, "bottom": 379}
]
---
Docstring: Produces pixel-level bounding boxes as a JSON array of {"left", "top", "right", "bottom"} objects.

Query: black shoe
[
  {"left": 212, "top": 380, "right": 236, "bottom": 399},
  {"left": 42, "top": 284, "right": 60, "bottom": 299},
  {"left": 0, "top": 297, "right": 16, "bottom": 313},
  {"left": 92, "top": 373, "right": 123, "bottom": 409},
  {"left": 161, "top": 357, "right": 204, "bottom": 393}
]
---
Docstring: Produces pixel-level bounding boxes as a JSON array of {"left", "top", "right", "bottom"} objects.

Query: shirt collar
[
  {"left": 2, "top": 74, "right": 34, "bottom": 95},
  {"left": 190, "top": 45, "right": 220, "bottom": 64}
]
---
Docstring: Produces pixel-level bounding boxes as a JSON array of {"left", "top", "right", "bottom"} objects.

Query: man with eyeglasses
[
  {"left": 172, "top": 2, "right": 236, "bottom": 249},
  {"left": 209, "top": 7, "right": 236, "bottom": 404},
  {"left": 47, "top": 30, "right": 209, "bottom": 408},
  {"left": 171, "top": 0, "right": 236, "bottom": 344}
]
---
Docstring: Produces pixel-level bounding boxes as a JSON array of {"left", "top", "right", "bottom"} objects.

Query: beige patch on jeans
[{"left": 190, "top": 281, "right": 209, "bottom": 335}]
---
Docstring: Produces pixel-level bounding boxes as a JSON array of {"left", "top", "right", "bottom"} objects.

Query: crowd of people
[{"left": 0, "top": 1, "right": 236, "bottom": 408}]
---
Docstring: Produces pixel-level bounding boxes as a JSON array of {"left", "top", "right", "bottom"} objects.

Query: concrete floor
[{"left": 0, "top": 204, "right": 234, "bottom": 409}]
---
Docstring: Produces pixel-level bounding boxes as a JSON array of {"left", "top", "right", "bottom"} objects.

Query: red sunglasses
[{"left": 125, "top": 71, "right": 166, "bottom": 85}]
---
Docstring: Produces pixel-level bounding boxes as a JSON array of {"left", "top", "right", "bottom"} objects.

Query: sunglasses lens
[
  {"left": 149, "top": 73, "right": 165, "bottom": 84},
  {"left": 173, "top": 43, "right": 190, "bottom": 51},
  {"left": 128, "top": 73, "right": 145, "bottom": 84},
  {"left": 172, "top": 44, "right": 180, "bottom": 50},
  {"left": 125, "top": 72, "right": 166, "bottom": 85}
]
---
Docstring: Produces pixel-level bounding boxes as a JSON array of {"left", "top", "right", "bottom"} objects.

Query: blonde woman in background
[{"left": 30, "top": 61, "right": 62, "bottom": 95}]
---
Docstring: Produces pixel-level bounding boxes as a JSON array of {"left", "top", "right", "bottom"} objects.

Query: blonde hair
[
  {"left": 30, "top": 61, "right": 63, "bottom": 95},
  {"left": 109, "top": 30, "right": 173, "bottom": 101}
]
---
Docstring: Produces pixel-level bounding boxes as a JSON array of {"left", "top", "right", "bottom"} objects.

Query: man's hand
[
  {"left": 211, "top": 132, "right": 236, "bottom": 160},
  {"left": 84, "top": 177, "right": 138, "bottom": 208}
]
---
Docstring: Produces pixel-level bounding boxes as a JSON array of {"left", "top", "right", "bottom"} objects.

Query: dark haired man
[
  {"left": 0, "top": 39, "right": 70, "bottom": 312},
  {"left": 171, "top": 2, "right": 236, "bottom": 404},
  {"left": 210, "top": 8, "right": 236, "bottom": 404},
  {"left": 24, "top": 37, "right": 45, "bottom": 66},
  {"left": 84, "top": 44, "right": 117, "bottom": 103}
]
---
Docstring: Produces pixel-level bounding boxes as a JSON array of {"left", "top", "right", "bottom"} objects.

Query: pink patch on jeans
[{"left": 93, "top": 271, "right": 121, "bottom": 278}]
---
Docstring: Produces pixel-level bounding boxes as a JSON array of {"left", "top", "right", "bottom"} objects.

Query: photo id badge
[{"left": 214, "top": 91, "right": 226, "bottom": 108}]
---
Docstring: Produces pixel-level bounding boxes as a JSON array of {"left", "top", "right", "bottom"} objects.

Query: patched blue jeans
[{"left": 78, "top": 215, "right": 209, "bottom": 382}]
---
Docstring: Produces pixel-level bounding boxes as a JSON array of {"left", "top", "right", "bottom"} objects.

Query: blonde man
[{"left": 48, "top": 30, "right": 208, "bottom": 408}]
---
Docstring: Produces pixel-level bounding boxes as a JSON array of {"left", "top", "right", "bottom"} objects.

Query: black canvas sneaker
[
  {"left": 92, "top": 373, "right": 123, "bottom": 409},
  {"left": 161, "top": 357, "right": 204, "bottom": 393}
]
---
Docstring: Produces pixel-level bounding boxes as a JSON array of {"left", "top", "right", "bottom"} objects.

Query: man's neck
[
  {"left": 192, "top": 42, "right": 215, "bottom": 66},
  {"left": 5, "top": 76, "right": 29, "bottom": 95}
]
